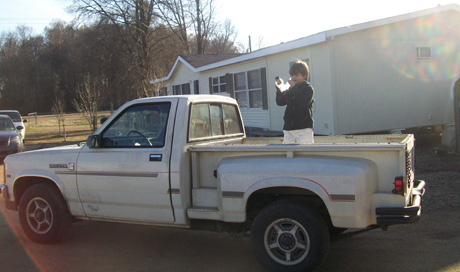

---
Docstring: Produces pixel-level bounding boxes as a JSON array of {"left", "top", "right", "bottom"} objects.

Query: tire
[
  {"left": 18, "top": 184, "right": 72, "bottom": 244},
  {"left": 251, "top": 199, "right": 330, "bottom": 272}
]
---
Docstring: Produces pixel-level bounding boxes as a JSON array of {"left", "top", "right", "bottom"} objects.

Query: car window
[
  {"left": 0, "top": 112, "right": 21, "bottom": 122},
  {"left": 101, "top": 102, "right": 171, "bottom": 148},
  {"left": 0, "top": 118, "right": 15, "bottom": 131},
  {"left": 189, "top": 102, "right": 243, "bottom": 141}
]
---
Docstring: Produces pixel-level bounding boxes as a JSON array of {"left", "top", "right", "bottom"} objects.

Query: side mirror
[
  {"left": 23, "top": 119, "right": 28, "bottom": 123},
  {"left": 16, "top": 125, "right": 24, "bottom": 130},
  {"left": 100, "top": 117, "right": 108, "bottom": 124},
  {"left": 86, "top": 135, "right": 101, "bottom": 148}
]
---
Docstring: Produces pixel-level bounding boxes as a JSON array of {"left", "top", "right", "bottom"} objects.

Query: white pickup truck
[{"left": 1, "top": 95, "right": 425, "bottom": 271}]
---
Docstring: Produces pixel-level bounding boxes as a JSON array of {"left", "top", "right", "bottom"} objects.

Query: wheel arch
[
  {"left": 13, "top": 176, "right": 63, "bottom": 208},
  {"left": 245, "top": 186, "right": 332, "bottom": 229}
]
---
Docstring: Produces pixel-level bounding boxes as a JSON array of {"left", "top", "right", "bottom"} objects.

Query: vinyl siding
[
  {"left": 330, "top": 12, "right": 459, "bottom": 134},
  {"left": 167, "top": 63, "right": 197, "bottom": 94}
]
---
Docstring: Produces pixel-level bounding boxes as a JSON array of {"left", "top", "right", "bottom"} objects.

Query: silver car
[
  {"left": 0, "top": 110, "right": 27, "bottom": 140},
  {"left": 0, "top": 115, "right": 24, "bottom": 161}
]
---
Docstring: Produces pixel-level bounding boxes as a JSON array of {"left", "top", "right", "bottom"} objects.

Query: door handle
[{"left": 149, "top": 154, "right": 162, "bottom": 161}]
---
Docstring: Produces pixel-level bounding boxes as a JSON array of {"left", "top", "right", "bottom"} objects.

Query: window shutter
[
  {"left": 209, "top": 77, "right": 212, "bottom": 94},
  {"left": 225, "top": 73, "right": 234, "bottom": 98},
  {"left": 194, "top": 80, "right": 200, "bottom": 94},
  {"left": 261, "top": 68, "right": 268, "bottom": 110}
]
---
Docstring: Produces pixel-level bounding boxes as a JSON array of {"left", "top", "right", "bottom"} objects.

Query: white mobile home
[{"left": 153, "top": 4, "right": 460, "bottom": 136}]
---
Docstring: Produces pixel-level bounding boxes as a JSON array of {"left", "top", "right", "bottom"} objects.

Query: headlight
[{"left": 9, "top": 136, "right": 20, "bottom": 145}]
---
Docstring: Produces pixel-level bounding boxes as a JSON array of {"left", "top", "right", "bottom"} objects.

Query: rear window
[
  {"left": 0, "top": 111, "right": 21, "bottom": 122},
  {"left": 188, "top": 102, "right": 243, "bottom": 142}
]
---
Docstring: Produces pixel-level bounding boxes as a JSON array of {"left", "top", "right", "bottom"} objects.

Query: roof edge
[
  {"left": 150, "top": 55, "right": 197, "bottom": 84},
  {"left": 325, "top": 3, "right": 460, "bottom": 37},
  {"left": 196, "top": 33, "right": 327, "bottom": 72}
]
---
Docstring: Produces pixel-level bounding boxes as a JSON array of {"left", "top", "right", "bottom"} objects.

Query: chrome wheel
[
  {"left": 19, "top": 184, "right": 71, "bottom": 243},
  {"left": 26, "top": 197, "right": 54, "bottom": 234},
  {"left": 251, "top": 200, "right": 330, "bottom": 271},
  {"left": 264, "top": 218, "right": 310, "bottom": 265}
]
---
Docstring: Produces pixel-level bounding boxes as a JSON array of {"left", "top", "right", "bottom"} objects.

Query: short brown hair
[{"left": 289, "top": 60, "right": 309, "bottom": 79}]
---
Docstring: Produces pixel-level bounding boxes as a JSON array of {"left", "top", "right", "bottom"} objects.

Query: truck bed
[{"left": 187, "top": 134, "right": 415, "bottom": 224}]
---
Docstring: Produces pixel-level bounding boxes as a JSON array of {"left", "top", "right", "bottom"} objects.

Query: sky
[{"left": 0, "top": 0, "right": 459, "bottom": 48}]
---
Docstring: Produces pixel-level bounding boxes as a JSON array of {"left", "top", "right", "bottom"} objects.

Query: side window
[
  {"left": 189, "top": 103, "right": 243, "bottom": 141},
  {"left": 101, "top": 102, "right": 170, "bottom": 148}
]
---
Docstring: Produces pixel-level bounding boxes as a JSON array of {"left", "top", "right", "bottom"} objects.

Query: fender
[
  {"left": 217, "top": 156, "right": 378, "bottom": 227},
  {"left": 10, "top": 168, "right": 84, "bottom": 216}
]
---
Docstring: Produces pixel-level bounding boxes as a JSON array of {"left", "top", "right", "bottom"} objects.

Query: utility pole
[{"left": 248, "top": 35, "right": 252, "bottom": 53}]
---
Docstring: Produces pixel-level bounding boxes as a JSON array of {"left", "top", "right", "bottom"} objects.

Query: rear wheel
[
  {"left": 18, "top": 184, "right": 72, "bottom": 243},
  {"left": 251, "top": 199, "right": 330, "bottom": 271}
]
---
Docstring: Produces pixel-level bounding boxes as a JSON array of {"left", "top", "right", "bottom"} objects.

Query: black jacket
[{"left": 276, "top": 81, "right": 314, "bottom": 131}]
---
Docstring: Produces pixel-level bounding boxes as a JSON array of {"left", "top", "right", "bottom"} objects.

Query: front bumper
[
  {"left": 0, "top": 184, "right": 7, "bottom": 199},
  {"left": 375, "top": 180, "right": 425, "bottom": 225},
  {"left": 0, "top": 184, "right": 16, "bottom": 211}
]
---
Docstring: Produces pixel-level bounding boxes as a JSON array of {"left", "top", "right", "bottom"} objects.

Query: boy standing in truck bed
[{"left": 275, "top": 60, "right": 315, "bottom": 144}]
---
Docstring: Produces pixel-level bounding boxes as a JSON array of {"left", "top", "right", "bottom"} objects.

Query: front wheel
[
  {"left": 251, "top": 199, "right": 330, "bottom": 272},
  {"left": 18, "top": 184, "right": 72, "bottom": 244}
]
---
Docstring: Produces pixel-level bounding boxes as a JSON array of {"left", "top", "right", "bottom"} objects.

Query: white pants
[{"left": 283, "top": 128, "right": 314, "bottom": 144}]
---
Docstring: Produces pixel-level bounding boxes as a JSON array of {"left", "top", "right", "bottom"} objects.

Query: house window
[
  {"left": 233, "top": 69, "right": 262, "bottom": 109},
  {"left": 417, "top": 47, "right": 431, "bottom": 59},
  {"left": 173, "top": 85, "right": 180, "bottom": 95},
  {"left": 211, "top": 76, "right": 226, "bottom": 93},
  {"left": 158, "top": 87, "right": 167, "bottom": 96},
  {"left": 173, "top": 83, "right": 191, "bottom": 95}
]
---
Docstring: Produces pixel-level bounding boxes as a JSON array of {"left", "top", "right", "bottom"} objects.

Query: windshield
[
  {"left": 0, "top": 118, "right": 16, "bottom": 131},
  {"left": 0, "top": 112, "right": 21, "bottom": 122}
]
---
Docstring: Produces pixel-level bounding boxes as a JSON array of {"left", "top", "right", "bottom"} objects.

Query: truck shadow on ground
[{"left": 3, "top": 209, "right": 458, "bottom": 272}]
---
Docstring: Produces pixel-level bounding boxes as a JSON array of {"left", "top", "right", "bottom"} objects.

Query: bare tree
[
  {"left": 1, "top": 28, "right": 47, "bottom": 113},
  {"left": 73, "top": 74, "right": 103, "bottom": 132},
  {"left": 157, "top": 0, "right": 191, "bottom": 53},
  {"left": 158, "top": 0, "right": 219, "bottom": 54},
  {"left": 256, "top": 35, "right": 266, "bottom": 50},
  {"left": 207, "top": 19, "right": 238, "bottom": 53},
  {"left": 51, "top": 96, "right": 67, "bottom": 141},
  {"left": 190, "top": 0, "right": 215, "bottom": 54},
  {"left": 71, "top": 0, "right": 159, "bottom": 96}
]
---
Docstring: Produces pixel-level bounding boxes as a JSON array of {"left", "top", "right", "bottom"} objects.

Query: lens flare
[{"left": 373, "top": 12, "right": 460, "bottom": 82}]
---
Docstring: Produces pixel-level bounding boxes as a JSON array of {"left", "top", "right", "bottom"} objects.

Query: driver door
[{"left": 76, "top": 101, "right": 175, "bottom": 223}]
